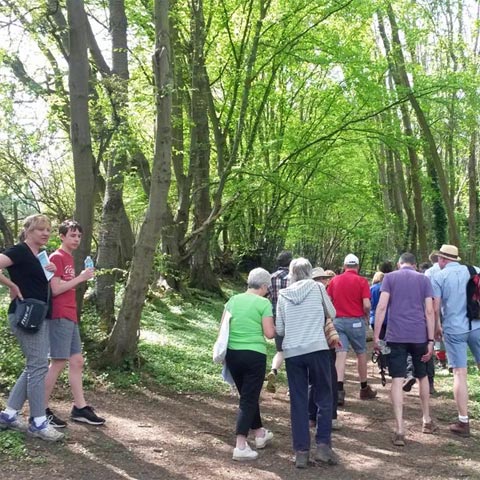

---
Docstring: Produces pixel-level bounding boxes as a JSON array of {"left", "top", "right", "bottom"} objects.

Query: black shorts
[
  {"left": 387, "top": 342, "right": 429, "bottom": 379},
  {"left": 274, "top": 334, "right": 284, "bottom": 352}
]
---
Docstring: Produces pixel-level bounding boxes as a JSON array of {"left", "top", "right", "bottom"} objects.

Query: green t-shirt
[{"left": 226, "top": 292, "right": 273, "bottom": 355}]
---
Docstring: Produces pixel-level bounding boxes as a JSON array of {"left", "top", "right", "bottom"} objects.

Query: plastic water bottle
[
  {"left": 84, "top": 256, "right": 94, "bottom": 269},
  {"left": 377, "top": 339, "right": 391, "bottom": 355},
  {"left": 84, "top": 256, "right": 94, "bottom": 281}
]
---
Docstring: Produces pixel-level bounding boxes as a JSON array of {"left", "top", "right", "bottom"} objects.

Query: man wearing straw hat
[{"left": 432, "top": 245, "right": 480, "bottom": 438}]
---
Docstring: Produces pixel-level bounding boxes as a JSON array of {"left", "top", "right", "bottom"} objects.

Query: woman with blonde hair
[{"left": 0, "top": 214, "right": 63, "bottom": 441}]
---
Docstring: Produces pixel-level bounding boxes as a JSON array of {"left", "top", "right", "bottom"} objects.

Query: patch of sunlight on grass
[{"left": 139, "top": 330, "right": 168, "bottom": 345}]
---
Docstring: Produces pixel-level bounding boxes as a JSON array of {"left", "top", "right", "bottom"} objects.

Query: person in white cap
[
  {"left": 327, "top": 254, "right": 377, "bottom": 405},
  {"left": 432, "top": 244, "right": 480, "bottom": 438}
]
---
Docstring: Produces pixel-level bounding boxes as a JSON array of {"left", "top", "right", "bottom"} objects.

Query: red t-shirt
[
  {"left": 49, "top": 248, "right": 78, "bottom": 323},
  {"left": 327, "top": 269, "right": 370, "bottom": 318}
]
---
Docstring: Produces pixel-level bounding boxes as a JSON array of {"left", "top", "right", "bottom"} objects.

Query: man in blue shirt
[{"left": 432, "top": 245, "right": 480, "bottom": 438}]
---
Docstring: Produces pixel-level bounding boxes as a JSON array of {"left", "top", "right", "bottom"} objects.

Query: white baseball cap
[{"left": 344, "top": 253, "right": 359, "bottom": 266}]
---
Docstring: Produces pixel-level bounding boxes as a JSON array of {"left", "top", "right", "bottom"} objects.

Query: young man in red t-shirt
[{"left": 44, "top": 220, "right": 105, "bottom": 427}]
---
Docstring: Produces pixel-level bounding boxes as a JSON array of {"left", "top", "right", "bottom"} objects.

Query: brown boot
[
  {"left": 449, "top": 421, "right": 470, "bottom": 437},
  {"left": 359, "top": 385, "right": 377, "bottom": 400}
]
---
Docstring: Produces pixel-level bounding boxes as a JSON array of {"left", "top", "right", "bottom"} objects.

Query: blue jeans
[{"left": 286, "top": 350, "right": 332, "bottom": 452}]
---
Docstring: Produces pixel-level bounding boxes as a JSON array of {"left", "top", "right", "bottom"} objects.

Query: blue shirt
[
  {"left": 370, "top": 283, "right": 386, "bottom": 327},
  {"left": 432, "top": 262, "right": 480, "bottom": 335}
]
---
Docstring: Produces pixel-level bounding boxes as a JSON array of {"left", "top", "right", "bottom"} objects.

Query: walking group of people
[
  {"left": 222, "top": 246, "right": 480, "bottom": 468},
  {"left": 0, "top": 214, "right": 105, "bottom": 442}
]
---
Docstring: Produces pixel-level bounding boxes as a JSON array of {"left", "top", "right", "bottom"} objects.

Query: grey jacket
[{"left": 276, "top": 279, "right": 336, "bottom": 359}]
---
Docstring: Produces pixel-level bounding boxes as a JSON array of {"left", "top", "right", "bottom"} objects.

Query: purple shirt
[{"left": 380, "top": 266, "right": 433, "bottom": 343}]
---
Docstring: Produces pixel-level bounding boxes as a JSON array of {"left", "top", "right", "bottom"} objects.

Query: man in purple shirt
[{"left": 374, "top": 253, "right": 436, "bottom": 447}]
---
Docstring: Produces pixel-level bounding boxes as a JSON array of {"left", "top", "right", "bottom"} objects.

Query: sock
[
  {"left": 33, "top": 415, "right": 47, "bottom": 427},
  {"left": 361, "top": 381, "right": 368, "bottom": 389},
  {"left": 458, "top": 415, "right": 469, "bottom": 423},
  {"left": 337, "top": 381, "right": 344, "bottom": 391},
  {"left": 271, "top": 369, "right": 278, "bottom": 376},
  {"left": 3, "top": 407, "right": 18, "bottom": 419}
]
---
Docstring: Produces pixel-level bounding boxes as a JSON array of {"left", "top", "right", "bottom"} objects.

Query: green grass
[{"left": 0, "top": 430, "right": 27, "bottom": 459}]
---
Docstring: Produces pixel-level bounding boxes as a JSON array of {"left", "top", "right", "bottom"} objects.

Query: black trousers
[{"left": 226, "top": 349, "right": 266, "bottom": 436}]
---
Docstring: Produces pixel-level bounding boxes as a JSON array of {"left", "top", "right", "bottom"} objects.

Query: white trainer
[
  {"left": 255, "top": 428, "right": 273, "bottom": 449},
  {"left": 28, "top": 420, "right": 64, "bottom": 442},
  {"left": 232, "top": 443, "right": 258, "bottom": 461}
]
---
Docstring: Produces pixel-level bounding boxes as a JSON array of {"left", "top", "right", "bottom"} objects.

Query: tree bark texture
[
  {"left": 103, "top": 0, "right": 173, "bottom": 366},
  {"left": 66, "top": 0, "right": 96, "bottom": 307},
  {"left": 188, "top": 0, "right": 220, "bottom": 292},
  {"left": 96, "top": 0, "right": 130, "bottom": 331}
]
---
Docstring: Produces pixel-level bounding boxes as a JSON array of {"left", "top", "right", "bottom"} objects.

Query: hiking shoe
[
  {"left": 422, "top": 421, "right": 438, "bottom": 434},
  {"left": 295, "top": 451, "right": 309, "bottom": 469},
  {"left": 314, "top": 443, "right": 339, "bottom": 465},
  {"left": 337, "top": 389, "right": 345, "bottom": 406},
  {"left": 359, "top": 385, "right": 377, "bottom": 400},
  {"left": 265, "top": 371, "right": 276, "bottom": 393},
  {"left": 46, "top": 408, "right": 67, "bottom": 428},
  {"left": 0, "top": 412, "right": 27, "bottom": 432},
  {"left": 402, "top": 377, "right": 416, "bottom": 392},
  {"left": 71, "top": 405, "right": 106, "bottom": 425},
  {"left": 255, "top": 428, "right": 273, "bottom": 449},
  {"left": 332, "top": 418, "right": 343, "bottom": 430},
  {"left": 392, "top": 433, "right": 405, "bottom": 446},
  {"left": 233, "top": 443, "right": 258, "bottom": 461},
  {"left": 28, "top": 420, "right": 64, "bottom": 442},
  {"left": 449, "top": 421, "right": 470, "bottom": 437}
]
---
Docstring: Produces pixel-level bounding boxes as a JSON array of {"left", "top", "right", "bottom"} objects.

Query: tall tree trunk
[
  {"left": 96, "top": 0, "right": 130, "bottom": 331},
  {"left": 468, "top": 132, "right": 478, "bottom": 263},
  {"left": 377, "top": 13, "right": 428, "bottom": 260},
  {"left": 188, "top": 0, "right": 220, "bottom": 292},
  {"left": 0, "top": 209, "right": 14, "bottom": 247},
  {"left": 386, "top": 3, "right": 460, "bottom": 246},
  {"left": 103, "top": 0, "right": 172, "bottom": 366},
  {"left": 67, "top": 0, "right": 96, "bottom": 308}
]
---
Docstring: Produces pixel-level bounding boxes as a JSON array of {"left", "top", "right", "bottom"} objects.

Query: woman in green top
[{"left": 225, "top": 267, "right": 275, "bottom": 461}]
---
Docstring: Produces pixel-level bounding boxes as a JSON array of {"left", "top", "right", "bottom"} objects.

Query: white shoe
[
  {"left": 332, "top": 419, "right": 343, "bottom": 430},
  {"left": 255, "top": 428, "right": 273, "bottom": 449},
  {"left": 28, "top": 420, "right": 64, "bottom": 442},
  {"left": 232, "top": 443, "right": 258, "bottom": 461}
]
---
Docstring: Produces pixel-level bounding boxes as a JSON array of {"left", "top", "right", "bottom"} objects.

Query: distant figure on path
[{"left": 224, "top": 268, "right": 275, "bottom": 461}]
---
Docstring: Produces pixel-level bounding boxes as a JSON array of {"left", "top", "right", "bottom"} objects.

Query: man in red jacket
[{"left": 327, "top": 254, "right": 377, "bottom": 405}]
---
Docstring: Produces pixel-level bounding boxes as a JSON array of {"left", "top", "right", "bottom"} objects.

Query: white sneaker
[
  {"left": 332, "top": 419, "right": 343, "bottom": 430},
  {"left": 232, "top": 443, "right": 258, "bottom": 461},
  {"left": 255, "top": 428, "right": 273, "bottom": 449},
  {"left": 28, "top": 420, "right": 64, "bottom": 442}
]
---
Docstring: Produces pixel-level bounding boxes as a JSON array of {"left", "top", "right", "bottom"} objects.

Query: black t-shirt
[{"left": 4, "top": 242, "right": 52, "bottom": 316}]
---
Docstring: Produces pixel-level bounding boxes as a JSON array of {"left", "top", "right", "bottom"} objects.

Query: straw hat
[
  {"left": 435, "top": 244, "right": 461, "bottom": 261},
  {"left": 312, "top": 267, "right": 326, "bottom": 279}
]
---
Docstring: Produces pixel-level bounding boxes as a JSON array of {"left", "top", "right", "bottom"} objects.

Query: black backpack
[{"left": 466, "top": 265, "right": 480, "bottom": 330}]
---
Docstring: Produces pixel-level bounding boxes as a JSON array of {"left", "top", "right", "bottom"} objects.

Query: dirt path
[{"left": 2, "top": 353, "right": 479, "bottom": 480}]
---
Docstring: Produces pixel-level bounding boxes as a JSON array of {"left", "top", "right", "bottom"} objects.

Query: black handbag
[{"left": 15, "top": 298, "right": 48, "bottom": 333}]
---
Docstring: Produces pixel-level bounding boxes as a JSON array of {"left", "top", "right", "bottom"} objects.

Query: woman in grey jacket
[{"left": 276, "top": 257, "right": 339, "bottom": 469}]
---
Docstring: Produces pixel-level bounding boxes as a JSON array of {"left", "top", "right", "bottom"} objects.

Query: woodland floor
[{"left": 1, "top": 351, "right": 480, "bottom": 480}]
